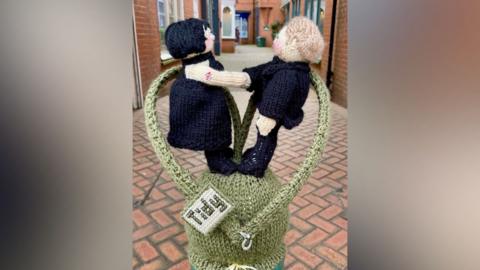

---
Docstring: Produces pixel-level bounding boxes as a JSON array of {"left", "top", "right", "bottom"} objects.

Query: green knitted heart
[{"left": 144, "top": 66, "right": 330, "bottom": 270}]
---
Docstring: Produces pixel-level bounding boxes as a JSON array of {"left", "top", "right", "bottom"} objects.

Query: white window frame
[
  {"left": 158, "top": 0, "right": 185, "bottom": 61},
  {"left": 157, "top": 0, "right": 166, "bottom": 28},
  {"left": 221, "top": 0, "right": 236, "bottom": 39},
  {"left": 193, "top": 0, "right": 199, "bottom": 18}
]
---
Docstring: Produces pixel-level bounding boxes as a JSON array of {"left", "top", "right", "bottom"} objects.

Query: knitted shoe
[
  {"left": 205, "top": 148, "right": 237, "bottom": 176},
  {"left": 238, "top": 135, "right": 278, "bottom": 178}
]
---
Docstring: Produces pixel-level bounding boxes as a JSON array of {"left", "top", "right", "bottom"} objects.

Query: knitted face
[
  {"left": 274, "top": 16, "right": 325, "bottom": 63},
  {"left": 273, "top": 27, "right": 304, "bottom": 62},
  {"left": 272, "top": 28, "right": 286, "bottom": 56},
  {"left": 203, "top": 26, "right": 215, "bottom": 53}
]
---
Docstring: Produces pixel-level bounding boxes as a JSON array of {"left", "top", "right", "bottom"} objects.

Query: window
[
  {"left": 284, "top": 3, "right": 290, "bottom": 22},
  {"left": 222, "top": 7, "right": 233, "bottom": 37},
  {"left": 292, "top": 0, "right": 297, "bottom": 17},
  {"left": 303, "top": 0, "right": 325, "bottom": 34},
  {"left": 235, "top": 13, "right": 249, "bottom": 39},
  {"left": 318, "top": 0, "right": 325, "bottom": 34},
  {"left": 157, "top": 0, "right": 166, "bottom": 28},
  {"left": 222, "top": 0, "right": 236, "bottom": 39},
  {"left": 193, "top": 0, "right": 199, "bottom": 18},
  {"left": 292, "top": 0, "right": 301, "bottom": 17},
  {"left": 157, "top": 0, "right": 184, "bottom": 60}
]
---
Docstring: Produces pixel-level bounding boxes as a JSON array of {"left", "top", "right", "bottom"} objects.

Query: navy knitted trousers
[
  {"left": 238, "top": 124, "right": 281, "bottom": 178},
  {"left": 204, "top": 147, "right": 237, "bottom": 176}
]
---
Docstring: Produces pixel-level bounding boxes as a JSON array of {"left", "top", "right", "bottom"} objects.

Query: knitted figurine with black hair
[
  {"left": 185, "top": 17, "right": 325, "bottom": 177},
  {"left": 164, "top": 18, "right": 251, "bottom": 175}
]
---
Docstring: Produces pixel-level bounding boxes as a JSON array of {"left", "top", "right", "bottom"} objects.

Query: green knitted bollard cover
[
  {"left": 186, "top": 171, "right": 288, "bottom": 269},
  {"left": 144, "top": 66, "right": 330, "bottom": 270}
]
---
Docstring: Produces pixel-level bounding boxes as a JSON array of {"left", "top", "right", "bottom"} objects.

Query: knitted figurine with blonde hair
[{"left": 185, "top": 16, "right": 324, "bottom": 177}]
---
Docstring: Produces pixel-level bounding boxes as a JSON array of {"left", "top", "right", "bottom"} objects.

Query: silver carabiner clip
[{"left": 240, "top": 232, "right": 254, "bottom": 251}]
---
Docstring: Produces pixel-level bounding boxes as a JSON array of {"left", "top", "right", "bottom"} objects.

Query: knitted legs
[
  {"left": 204, "top": 147, "right": 237, "bottom": 176},
  {"left": 238, "top": 125, "right": 281, "bottom": 178}
]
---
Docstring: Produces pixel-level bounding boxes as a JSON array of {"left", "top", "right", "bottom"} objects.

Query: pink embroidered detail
[{"left": 205, "top": 71, "right": 213, "bottom": 81}]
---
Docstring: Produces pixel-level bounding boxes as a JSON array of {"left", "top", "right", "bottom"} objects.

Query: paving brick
[
  {"left": 145, "top": 199, "right": 171, "bottom": 212},
  {"left": 288, "top": 262, "right": 311, "bottom": 270},
  {"left": 134, "top": 240, "right": 159, "bottom": 261},
  {"left": 289, "top": 262, "right": 309, "bottom": 270},
  {"left": 167, "top": 201, "right": 185, "bottom": 213},
  {"left": 174, "top": 232, "right": 188, "bottom": 245},
  {"left": 150, "top": 225, "right": 181, "bottom": 243},
  {"left": 139, "top": 168, "right": 156, "bottom": 178},
  {"left": 292, "top": 196, "right": 310, "bottom": 207},
  {"left": 290, "top": 216, "right": 314, "bottom": 232},
  {"left": 284, "top": 229, "right": 303, "bottom": 246},
  {"left": 158, "top": 241, "right": 184, "bottom": 262},
  {"left": 316, "top": 262, "right": 337, "bottom": 270},
  {"left": 318, "top": 205, "right": 343, "bottom": 220},
  {"left": 166, "top": 189, "right": 183, "bottom": 201},
  {"left": 328, "top": 170, "right": 346, "bottom": 180},
  {"left": 304, "top": 194, "right": 330, "bottom": 208},
  {"left": 137, "top": 259, "right": 164, "bottom": 270},
  {"left": 133, "top": 209, "right": 150, "bottom": 227},
  {"left": 296, "top": 204, "right": 322, "bottom": 219},
  {"left": 136, "top": 179, "right": 151, "bottom": 188},
  {"left": 284, "top": 253, "right": 296, "bottom": 267},
  {"left": 151, "top": 209, "right": 174, "bottom": 227},
  {"left": 299, "top": 228, "right": 329, "bottom": 248},
  {"left": 332, "top": 217, "right": 348, "bottom": 230},
  {"left": 133, "top": 224, "right": 157, "bottom": 241},
  {"left": 324, "top": 230, "right": 347, "bottom": 250},
  {"left": 290, "top": 245, "right": 324, "bottom": 268},
  {"left": 298, "top": 183, "right": 316, "bottom": 196},
  {"left": 169, "top": 259, "right": 190, "bottom": 270},
  {"left": 315, "top": 186, "right": 335, "bottom": 197},
  {"left": 133, "top": 186, "right": 144, "bottom": 197},
  {"left": 288, "top": 203, "right": 300, "bottom": 213},
  {"left": 307, "top": 216, "right": 338, "bottom": 233},
  {"left": 315, "top": 246, "right": 347, "bottom": 269}
]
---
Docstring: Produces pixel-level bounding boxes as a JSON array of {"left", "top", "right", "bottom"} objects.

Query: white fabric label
[{"left": 182, "top": 187, "right": 233, "bottom": 235}]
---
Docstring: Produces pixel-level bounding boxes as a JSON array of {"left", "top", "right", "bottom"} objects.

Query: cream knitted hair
[{"left": 278, "top": 16, "right": 325, "bottom": 63}]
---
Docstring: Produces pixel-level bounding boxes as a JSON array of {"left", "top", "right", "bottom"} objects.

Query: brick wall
[
  {"left": 184, "top": 0, "right": 193, "bottom": 18},
  {"left": 318, "top": 0, "right": 332, "bottom": 80},
  {"left": 184, "top": 0, "right": 202, "bottom": 19},
  {"left": 331, "top": 0, "right": 347, "bottom": 107},
  {"left": 257, "top": 0, "right": 285, "bottom": 47},
  {"left": 133, "top": 0, "right": 161, "bottom": 95},
  {"left": 317, "top": 0, "right": 347, "bottom": 107}
]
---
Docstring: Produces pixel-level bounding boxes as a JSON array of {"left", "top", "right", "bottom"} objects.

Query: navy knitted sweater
[
  {"left": 243, "top": 56, "right": 311, "bottom": 129},
  {"left": 167, "top": 52, "right": 232, "bottom": 151}
]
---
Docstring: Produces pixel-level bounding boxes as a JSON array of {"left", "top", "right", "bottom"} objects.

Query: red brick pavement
[{"left": 132, "top": 91, "right": 348, "bottom": 270}]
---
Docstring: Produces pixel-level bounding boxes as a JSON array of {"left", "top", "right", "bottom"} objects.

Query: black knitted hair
[{"left": 165, "top": 18, "right": 210, "bottom": 59}]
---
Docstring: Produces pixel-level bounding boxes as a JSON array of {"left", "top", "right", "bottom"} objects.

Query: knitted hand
[
  {"left": 185, "top": 64, "right": 251, "bottom": 88},
  {"left": 256, "top": 114, "right": 277, "bottom": 136}
]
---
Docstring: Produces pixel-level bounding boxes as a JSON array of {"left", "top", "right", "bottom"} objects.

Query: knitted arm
[
  {"left": 242, "top": 62, "right": 271, "bottom": 92},
  {"left": 185, "top": 64, "right": 251, "bottom": 88},
  {"left": 257, "top": 70, "right": 296, "bottom": 121}
]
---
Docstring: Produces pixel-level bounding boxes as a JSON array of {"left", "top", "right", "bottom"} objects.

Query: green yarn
[
  {"left": 144, "top": 65, "right": 330, "bottom": 270},
  {"left": 191, "top": 258, "right": 285, "bottom": 270},
  {"left": 187, "top": 171, "right": 288, "bottom": 270}
]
